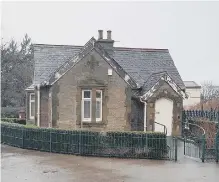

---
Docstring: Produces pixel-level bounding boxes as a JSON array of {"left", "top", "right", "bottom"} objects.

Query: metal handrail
[
  {"left": 183, "top": 120, "right": 206, "bottom": 136},
  {"left": 154, "top": 121, "right": 167, "bottom": 135}
]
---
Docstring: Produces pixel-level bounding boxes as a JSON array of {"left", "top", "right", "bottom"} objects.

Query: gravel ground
[{"left": 1, "top": 144, "right": 218, "bottom": 182}]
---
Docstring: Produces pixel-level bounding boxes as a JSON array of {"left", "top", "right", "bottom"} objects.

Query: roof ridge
[
  {"left": 33, "top": 44, "right": 83, "bottom": 48},
  {"left": 115, "top": 47, "right": 169, "bottom": 52},
  {"left": 32, "top": 44, "right": 168, "bottom": 52}
]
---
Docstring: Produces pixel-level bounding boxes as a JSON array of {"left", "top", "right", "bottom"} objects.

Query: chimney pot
[
  {"left": 107, "top": 30, "right": 112, "bottom": 40},
  {"left": 98, "top": 30, "right": 103, "bottom": 40}
]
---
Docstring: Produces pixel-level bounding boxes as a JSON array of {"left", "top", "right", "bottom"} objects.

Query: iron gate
[{"left": 182, "top": 110, "right": 219, "bottom": 163}]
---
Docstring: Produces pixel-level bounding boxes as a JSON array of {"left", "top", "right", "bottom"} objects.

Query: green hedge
[
  {"left": 1, "top": 122, "right": 168, "bottom": 160},
  {"left": 1, "top": 107, "right": 23, "bottom": 118},
  {"left": 1, "top": 118, "right": 26, "bottom": 125}
]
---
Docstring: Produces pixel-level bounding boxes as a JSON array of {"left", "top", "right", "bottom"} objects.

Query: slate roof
[
  {"left": 142, "top": 71, "right": 168, "bottom": 93},
  {"left": 33, "top": 44, "right": 82, "bottom": 84},
  {"left": 33, "top": 42, "right": 185, "bottom": 90},
  {"left": 113, "top": 47, "right": 185, "bottom": 89},
  {"left": 184, "top": 81, "right": 201, "bottom": 88}
]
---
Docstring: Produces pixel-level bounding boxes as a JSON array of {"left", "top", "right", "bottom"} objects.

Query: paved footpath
[{"left": 1, "top": 145, "right": 218, "bottom": 182}]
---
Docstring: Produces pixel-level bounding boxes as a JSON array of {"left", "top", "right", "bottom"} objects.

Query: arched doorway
[{"left": 155, "top": 98, "right": 173, "bottom": 136}]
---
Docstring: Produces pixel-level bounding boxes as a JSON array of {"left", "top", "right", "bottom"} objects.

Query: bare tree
[{"left": 201, "top": 81, "right": 219, "bottom": 107}]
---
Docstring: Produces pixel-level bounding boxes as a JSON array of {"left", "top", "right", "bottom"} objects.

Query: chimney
[
  {"left": 98, "top": 30, "right": 103, "bottom": 40},
  {"left": 107, "top": 30, "right": 112, "bottom": 40},
  {"left": 96, "top": 30, "right": 114, "bottom": 55}
]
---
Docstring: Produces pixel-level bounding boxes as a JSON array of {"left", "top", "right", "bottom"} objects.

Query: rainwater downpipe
[
  {"left": 37, "top": 84, "right": 40, "bottom": 127},
  {"left": 49, "top": 91, "right": 52, "bottom": 128},
  {"left": 140, "top": 96, "right": 147, "bottom": 132}
]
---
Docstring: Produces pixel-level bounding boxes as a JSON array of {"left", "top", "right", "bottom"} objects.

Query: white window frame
[
  {"left": 96, "top": 90, "right": 102, "bottom": 122},
  {"left": 29, "top": 93, "right": 35, "bottom": 119},
  {"left": 82, "top": 90, "right": 92, "bottom": 122}
]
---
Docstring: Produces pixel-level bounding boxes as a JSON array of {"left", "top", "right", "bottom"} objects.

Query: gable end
[
  {"left": 141, "top": 73, "right": 187, "bottom": 100},
  {"left": 94, "top": 42, "right": 138, "bottom": 88},
  {"left": 44, "top": 38, "right": 138, "bottom": 89},
  {"left": 47, "top": 37, "right": 96, "bottom": 85}
]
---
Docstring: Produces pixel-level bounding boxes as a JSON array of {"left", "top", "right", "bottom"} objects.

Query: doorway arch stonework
[{"left": 146, "top": 80, "right": 183, "bottom": 136}]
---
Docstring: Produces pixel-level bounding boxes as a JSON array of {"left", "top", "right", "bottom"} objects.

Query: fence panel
[
  {"left": 1, "top": 124, "right": 23, "bottom": 148},
  {"left": 51, "top": 130, "right": 71, "bottom": 154},
  {"left": 1, "top": 122, "right": 177, "bottom": 161},
  {"left": 216, "top": 132, "right": 219, "bottom": 162},
  {"left": 23, "top": 128, "right": 50, "bottom": 152},
  {"left": 184, "top": 136, "right": 204, "bottom": 160},
  {"left": 182, "top": 109, "right": 219, "bottom": 163},
  {"left": 183, "top": 109, "right": 219, "bottom": 122}
]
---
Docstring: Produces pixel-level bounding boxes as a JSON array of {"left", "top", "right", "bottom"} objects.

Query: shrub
[
  {"left": 1, "top": 107, "right": 24, "bottom": 118},
  {"left": 1, "top": 118, "right": 17, "bottom": 123},
  {"left": 1, "top": 118, "right": 26, "bottom": 125},
  {"left": 14, "top": 119, "right": 26, "bottom": 125}
]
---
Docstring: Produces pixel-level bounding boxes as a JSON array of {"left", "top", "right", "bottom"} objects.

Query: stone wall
[
  {"left": 40, "top": 86, "right": 50, "bottom": 127},
  {"left": 51, "top": 50, "right": 131, "bottom": 131},
  {"left": 130, "top": 98, "right": 144, "bottom": 131}
]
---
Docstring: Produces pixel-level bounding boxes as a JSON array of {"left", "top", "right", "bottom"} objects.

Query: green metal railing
[
  {"left": 1, "top": 122, "right": 177, "bottom": 161},
  {"left": 182, "top": 108, "right": 219, "bottom": 163},
  {"left": 216, "top": 132, "right": 219, "bottom": 162},
  {"left": 183, "top": 109, "right": 219, "bottom": 122},
  {"left": 182, "top": 120, "right": 219, "bottom": 163},
  {"left": 183, "top": 122, "right": 206, "bottom": 162},
  {"left": 204, "top": 135, "right": 218, "bottom": 162}
]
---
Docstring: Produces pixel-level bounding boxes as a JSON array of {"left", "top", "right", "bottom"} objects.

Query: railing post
[
  {"left": 79, "top": 130, "right": 81, "bottom": 155},
  {"left": 50, "top": 130, "right": 52, "bottom": 153},
  {"left": 175, "top": 137, "right": 178, "bottom": 162},
  {"left": 22, "top": 127, "right": 24, "bottom": 149},
  {"left": 201, "top": 134, "right": 206, "bottom": 163},
  {"left": 184, "top": 136, "right": 186, "bottom": 155},
  {"left": 216, "top": 132, "right": 219, "bottom": 163}
]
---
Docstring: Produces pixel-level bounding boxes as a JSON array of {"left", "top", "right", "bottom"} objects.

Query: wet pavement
[{"left": 1, "top": 144, "right": 218, "bottom": 182}]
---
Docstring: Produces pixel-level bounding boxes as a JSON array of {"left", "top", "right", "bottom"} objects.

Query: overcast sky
[{"left": 1, "top": 1, "right": 219, "bottom": 85}]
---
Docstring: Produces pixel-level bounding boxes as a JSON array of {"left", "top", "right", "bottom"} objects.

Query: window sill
[{"left": 80, "top": 121, "right": 106, "bottom": 127}]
